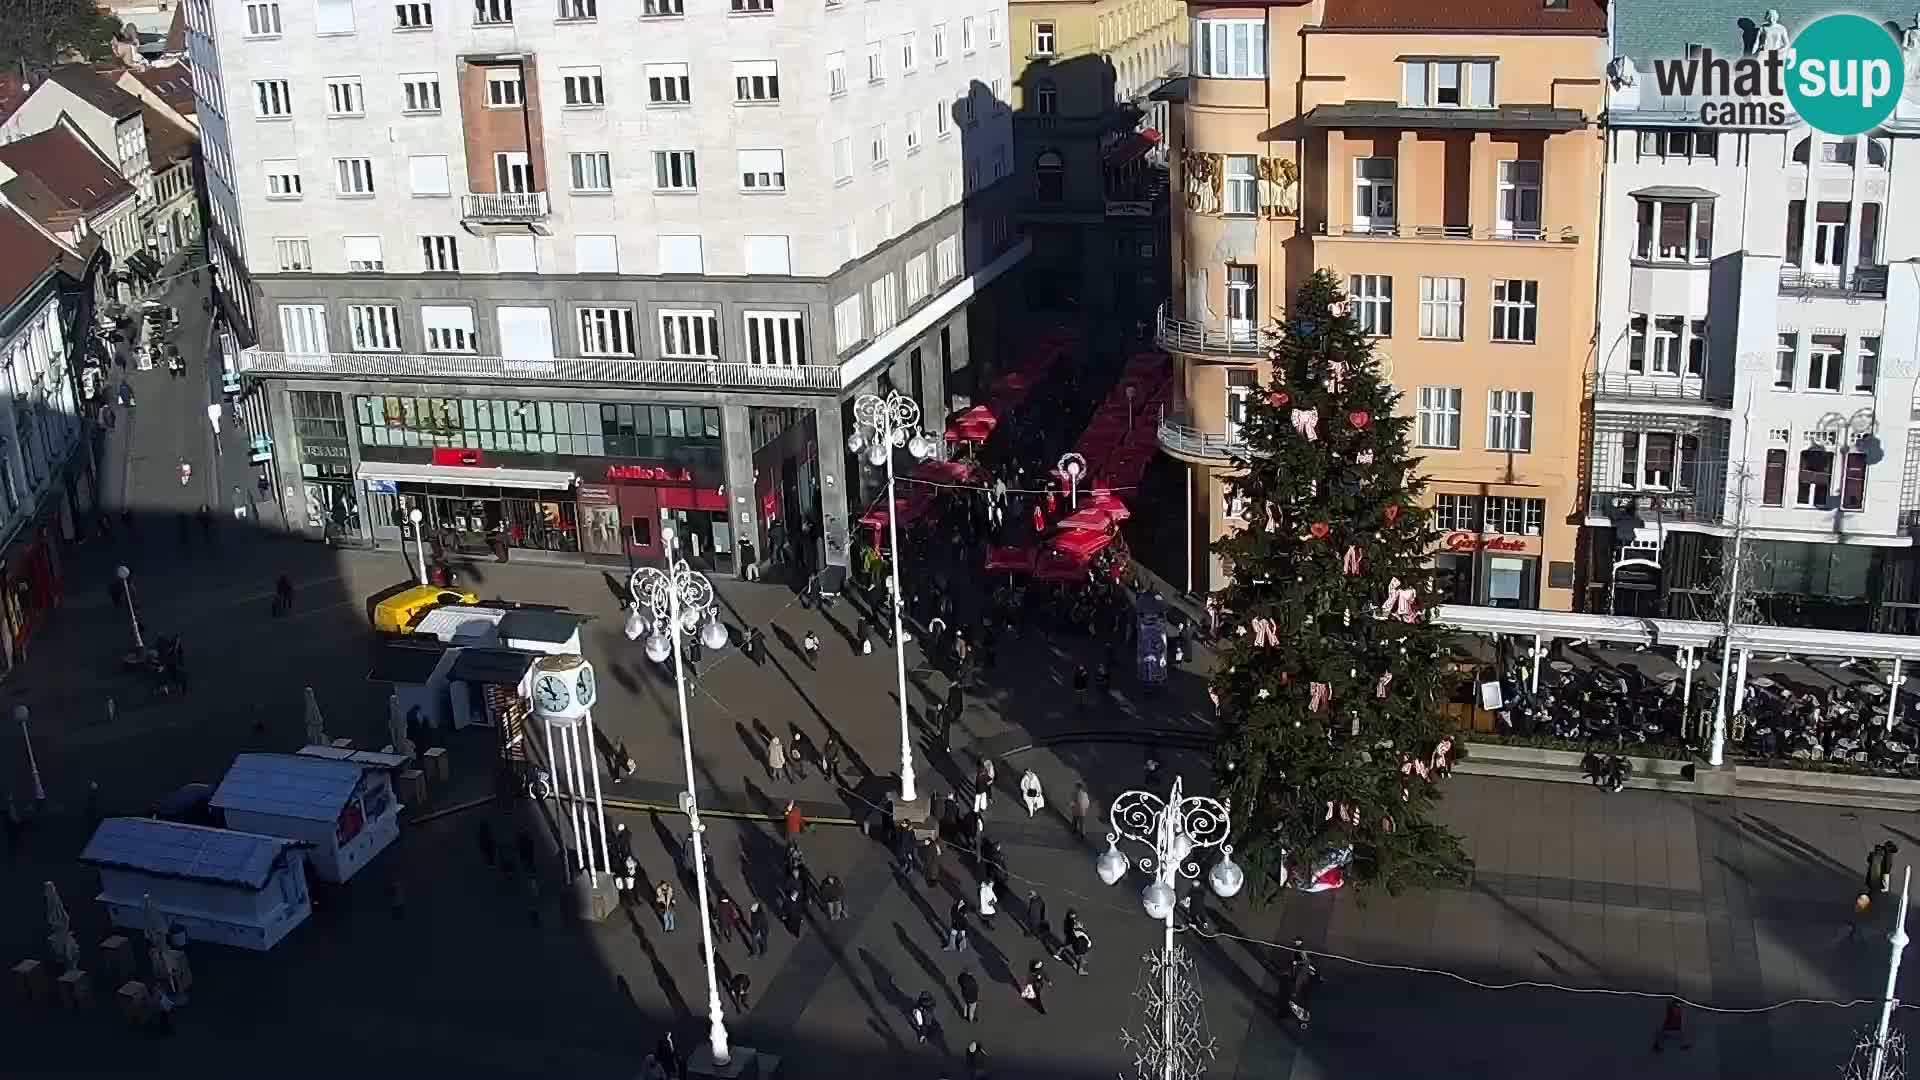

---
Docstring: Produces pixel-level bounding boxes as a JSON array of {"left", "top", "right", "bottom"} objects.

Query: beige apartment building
[{"left": 1157, "top": 0, "right": 1607, "bottom": 608}]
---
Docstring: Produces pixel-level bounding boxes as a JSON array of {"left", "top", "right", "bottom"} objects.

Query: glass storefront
[
  {"left": 354, "top": 395, "right": 722, "bottom": 462},
  {"left": 291, "top": 390, "right": 360, "bottom": 540},
  {"left": 365, "top": 484, "right": 581, "bottom": 555}
]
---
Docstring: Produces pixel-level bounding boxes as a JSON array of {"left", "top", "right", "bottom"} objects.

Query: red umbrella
[
  {"left": 1082, "top": 491, "right": 1132, "bottom": 520},
  {"left": 1057, "top": 508, "right": 1115, "bottom": 532},
  {"left": 1050, "top": 528, "right": 1115, "bottom": 559},
  {"left": 1033, "top": 548, "right": 1093, "bottom": 582},
  {"left": 984, "top": 545, "right": 1038, "bottom": 573}
]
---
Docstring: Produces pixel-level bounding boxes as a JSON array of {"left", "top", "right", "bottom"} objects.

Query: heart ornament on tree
[
  {"left": 1383, "top": 504, "right": 1401, "bottom": 523},
  {"left": 1269, "top": 390, "right": 1290, "bottom": 408},
  {"left": 1309, "top": 521, "right": 1330, "bottom": 540},
  {"left": 1349, "top": 411, "right": 1371, "bottom": 429}
]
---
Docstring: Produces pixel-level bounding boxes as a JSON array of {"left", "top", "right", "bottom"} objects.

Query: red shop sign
[
  {"left": 606, "top": 464, "right": 694, "bottom": 483},
  {"left": 432, "top": 447, "right": 485, "bottom": 467},
  {"left": 1442, "top": 531, "right": 1531, "bottom": 553}
]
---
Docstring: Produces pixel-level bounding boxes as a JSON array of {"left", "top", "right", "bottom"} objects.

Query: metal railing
[
  {"left": 1588, "top": 372, "right": 1732, "bottom": 405},
  {"left": 461, "top": 191, "right": 550, "bottom": 222},
  {"left": 1154, "top": 303, "right": 1266, "bottom": 358},
  {"left": 1156, "top": 411, "right": 1248, "bottom": 461},
  {"left": 1779, "top": 264, "right": 1888, "bottom": 299},
  {"left": 1587, "top": 489, "right": 1724, "bottom": 525},
  {"left": 1323, "top": 222, "right": 1579, "bottom": 244},
  {"left": 238, "top": 347, "right": 844, "bottom": 392}
]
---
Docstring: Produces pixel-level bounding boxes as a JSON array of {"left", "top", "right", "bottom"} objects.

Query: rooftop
[
  {"left": 0, "top": 124, "right": 136, "bottom": 217},
  {"left": 0, "top": 204, "right": 73, "bottom": 306},
  {"left": 129, "top": 63, "right": 195, "bottom": 117},
  {"left": 47, "top": 64, "right": 144, "bottom": 121},
  {"left": 369, "top": 640, "right": 451, "bottom": 684},
  {"left": 80, "top": 817, "right": 301, "bottom": 890},
  {"left": 211, "top": 752, "right": 370, "bottom": 823},
  {"left": 1614, "top": 2, "right": 1915, "bottom": 71},
  {"left": 1321, "top": 0, "right": 1606, "bottom": 33},
  {"left": 140, "top": 103, "right": 194, "bottom": 166},
  {"left": 448, "top": 646, "right": 539, "bottom": 686},
  {"left": 497, "top": 608, "right": 585, "bottom": 645}
]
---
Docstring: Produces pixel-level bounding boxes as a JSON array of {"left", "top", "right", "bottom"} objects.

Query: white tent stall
[
  {"left": 79, "top": 817, "right": 311, "bottom": 951},
  {"left": 211, "top": 753, "right": 401, "bottom": 884}
]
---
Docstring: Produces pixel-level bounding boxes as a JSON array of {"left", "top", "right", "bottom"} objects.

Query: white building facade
[
  {"left": 1590, "top": 3, "right": 1920, "bottom": 631},
  {"left": 182, "top": 0, "right": 1027, "bottom": 573}
]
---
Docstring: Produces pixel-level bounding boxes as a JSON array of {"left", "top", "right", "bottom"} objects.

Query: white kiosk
[
  {"left": 80, "top": 817, "right": 312, "bottom": 951},
  {"left": 211, "top": 753, "right": 401, "bottom": 884}
]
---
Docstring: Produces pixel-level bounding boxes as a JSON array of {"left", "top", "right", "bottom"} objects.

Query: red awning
[
  {"left": 1104, "top": 132, "right": 1155, "bottom": 168},
  {"left": 984, "top": 545, "right": 1038, "bottom": 573},
  {"left": 1050, "top": 529, "right": 1115, "bottom": 559},
  {"left": 914, "top": 459, "right": 983, "bottom": 485},
  {"left": 1034, "top": 548, "right": 1093, "bottom": 582},
  {"left": 858, "top": 492, "right": 934, "bottom": 531},
  {"left": 1056, "top": 508, "right": 1115, "bottom": 532},
  {"left": 1082, "top": 491, "right": 1132, "bottom": 520}
]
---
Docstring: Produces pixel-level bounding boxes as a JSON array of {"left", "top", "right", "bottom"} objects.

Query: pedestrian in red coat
[{"left": 1031, "top": 504, "right": 1045, "bottom": 533}]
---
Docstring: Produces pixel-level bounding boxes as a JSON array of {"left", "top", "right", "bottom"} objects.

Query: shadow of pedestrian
[
  {"left": 893, "top": 921, "right": 963, "bottom": 1014},
  {"left": 603, "top": 571, "right": 633, "bottom": 610},
  {"left": 622, "top": 904, "right": 693, "bottom": 1021}
]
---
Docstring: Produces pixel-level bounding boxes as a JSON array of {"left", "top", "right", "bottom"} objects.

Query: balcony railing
[
  {"left": 238, "top": 347, "right": 844, "bottom": 392},
  {"left": 1588, "top": 372, "right": 1732, "bottom": 406},
  {"left": 1155, "top": 304, "right": 1266, "bottom": 358},
  {"left": 1587, "top": 489, "right": 1724, "bottom": 526},
  {"left": 461, "top": 191, "right": 550, "bottom": 223},
  {"left": 1322, "top": 222, "right": 1580, "bottom": 244},
  {"left": 1779, "top": 264, "right": 1888, "bottom": 299},
  {"left": 1157, "top": 411, "right": 1247, "bottom": 462}
]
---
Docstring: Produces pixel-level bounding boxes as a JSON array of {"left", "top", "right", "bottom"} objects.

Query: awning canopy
[
  {"left": 984, "top": 544, "right": 1038, "bottom": 573},
  {"left": 355, "top": 461, "right": 577, "bottom": 491},
  {"left": 1630, "top": 185, "right": 1718, "bottom": 201},
  {"left": 1050, "top": 528, "right": 1115, "bottom": 559},
  {"left": 1056, "top": 508, "right": 1115, "bottom": 532},
  {"left": 1303, "top": 102, "right": 1587, "bottom": 132}
]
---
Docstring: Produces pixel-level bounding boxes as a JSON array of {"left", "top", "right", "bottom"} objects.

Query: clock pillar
[{"left": 530, "top": 654, "right": 618, "bottom": 922}]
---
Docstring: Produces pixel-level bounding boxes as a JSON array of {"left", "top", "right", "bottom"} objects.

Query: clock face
[
  {"left": 575, "top": 666, "right": 596, "bottom": 709},
  {"left": 534, "top": 673, "right": 571, "bottom": 715}
]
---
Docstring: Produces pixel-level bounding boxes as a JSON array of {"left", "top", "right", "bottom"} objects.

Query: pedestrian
[
  {"left": 728, "top": 971, "right": 752, "bottom": 1012},
  {"left": 784, "top": 799, "right": 807, "bottom": 840},
  {"left": 946, "top": 681, "right": 964, "bottom": 728},
  {"left": 1069, "top": 781, "right": 1092, "bottom": 838},
  {"left": 823, "top": 733, "right": 843, "bottom": 785},
  {"left": 971, "top": 785, "right": 989, "bottom": 818},
  {"left": 746, "top": 627, "right": 765, "bottom": 666},
  {"left": 802, "top": 629, "right": 820, "bottom": 669},
  {"left": 718, "top": 895, "right": 743, "bottom": 944},
  {"left": 822, "top": 873, "right": 847, "bottom": 920},
  {"left": 389, "top": 878, "right": 407, "bottom": 920},
  {"left": 940, "top": 702, "right": 957, "bottom": 753},
  {"left": 657, "top": 878, "right": 678, "bottom": 931},
  {"left": 1025, "top": 889, "right": 1048, "bottom": 942},
  {"left": 766, "top": 735, "right": 787, "bottom": 783},
  {"left": 945, "top": 898, "right": 971, "bottom": 952},
  {"left": 782, "top": 881, "right": 806, "bottom": 937},
  {"left": 655, "top": 1033, "right": 684, "bottom": 1080},
  {"left": 788, "top": 725, "right": 810, "bottom": 780},
  {"left": 977, "top": 878, "right": 998, "bottom": 929},
  {"left": 1073, "top": 665, "right": 1090, "bottom": 710},
  {"left": 612, "top": 821, "right": 633, "bottom": 867},
  {"left": 197, "top": 504, "right": 213, "bottom": 542},
  {"left": 1021, "top": 960, "right": 1051, "bottom": 1014},
  {"left": 911, "top": 990, "right": 937, "bottom": 1043},
  {"left": 894, "top": 825, "right": 920, "bottom": 874},
  {"left": 1064, "top": 910, "right": 1092, "bottom": 975},
  {"left": 274, "top": 574, "right": 295, "bottom": 616},
  {"left": 924, "top": 837, "right": 945, "bottom": 890},
  {"left": 856, "top": 617, "right": 872, "bottom": 655},
  {"left": 966, "top": 1040, "right": 988, "bottom": 1080},
  {"left": 1650, "top": 997, "right": 1692, "bottom": 1052},
  {"left": 1020, "top": 769, "right": 1045, "bottom": 818},
  {"left": 958, "top": 968, "right": 981, "bottom": 1022},
  {"left": 977, "top": 757, "right": 997, "bottom": 802},
  {"left": 749, "top": 900, "right": 771, "bottom": 955}
]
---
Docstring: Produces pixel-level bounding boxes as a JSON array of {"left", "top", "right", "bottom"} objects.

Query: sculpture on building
[
  {"left": 1256, "top": 158, "right": 1299, "bottom": 218},
  {"left": 1181, "top": 150, "right": 1222, "bottom": 215},
  {"left": 1606, "top": 55, "right": 1639, "bottom": 90},
  {"left": 1749, "top": 9, "right": 1790, "bottom": 55}
]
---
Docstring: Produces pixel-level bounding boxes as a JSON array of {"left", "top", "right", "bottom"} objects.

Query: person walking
[
  {"left": 785, "top": 799, "right": 807, "bottom": 840},
  {"left": 748, "top": 900, "right": 770, "bottom": 956},
  {"left": 1072, "top": 665, "right": 1091, "bottom": 711},
  {"left": 1069, "top": 781, "right": 1092, "bottom": 839},
  {"left": 821, "top": 873, "right": 847, "bottom": 920},
  {"left": 1022, "top": 960, "right": 1051, "bottom": 1014},
  {"left": 745, "top": 627, "right": 765, "bottom": 667},
  {"left": 1025, "top": 889, "right": 1048, "bottom": 942},
  {"left": 802, "top": 630, "right": 821, "bottom": 669},
  {"left": 274, "top": 574, "right": 295, "bottom": 616},
  {"left": 765, "top": 735, "right": 787, "bottom": 783},
  {"left": 780, "top": 880, "right": 805, "bottom": 938},
  {"left": 822, "top": 733, "right": 844, "bottom": 785},
  {"left": 911, "top": 990, "right": 937, "bottom": 1044},
  {"left": 728, "top": 971, "right": 752, "bottom": 1012},
  {"left": 977, "top": 878, "right": 999, "bottom": 930},
  {"left": 656, "top": 879, "right": 678, "bottom": 931},
  {"left": 923, "top": 837, "right": 946, "bottom": 891},
  {"left": 1650, "top": 997, "right": 1692, "bottom": 1052},
  {"left": 717, "top": 895, "right": 743, "bottom": 944},
  {"left": 940, "top": 701, "right": 957, "bottom": 754},
  {"left": 1020, "top": 769, "right": 1045, "bottom": 818},
  {"left": 612, "top": 822, "right": 633, "bottom": 868},
  {"left": 957, "top": 967, "right": 981, "bottom": 1022},
  {"left": 856, "top": 617, "right": 872, "bottom": 656},
  {"left": 965, "top": 1040, "right": 989, "bottom": 1080},
  {"left": 945, "top": 898, "right": 971, "bottom": 952},
  {"left": 787, "top": 726, "right": 810, "bottom": 781}
]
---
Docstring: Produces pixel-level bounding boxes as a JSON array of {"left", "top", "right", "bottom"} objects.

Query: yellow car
[{"left": 369, "top": 583, "right": 479, "bottom": 635}]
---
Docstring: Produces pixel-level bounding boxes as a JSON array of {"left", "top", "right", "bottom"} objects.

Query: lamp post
[
  {"left": 15, "top": 705, "right": 44, "bottom": 805},
  {"left": 115, "top": 564, "right": 142, "bottom": 649},
  {"left": 1096, "top": 775, "right": 1243, "bottom": 1080},
  {"left": 1058, "top": 453, "right": 1087, "bottom": 510},
  {"left": 407, "top": 507, "right": 428, "bottom": 586},
  {"left": 847, "top": 391, "right": 936, "bottom": 805},
  {"left": 626, "top": 534, "right": 734, "bottom": 1068}
]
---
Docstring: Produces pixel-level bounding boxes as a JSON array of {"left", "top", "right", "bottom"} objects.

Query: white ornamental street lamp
[
  {"left": 1058, "top": 452, "right": 1087, "bottom": 510},
  {"left": 626, "top": 533, "right": 734, "bottom": 1068},
  {"left": 1097, "top": 775, "right": 1243, "bottom": 1080},
  {"left": 14, "top": 704, "right": 44, "bottom": 804},
  {"left": 847, "top": 391, "right": 936, "bottom": 805},
  {"left": 407, "top": 507, "right": 428, "bottom": 586},
  {"left": 115, "top": 564, "right": 142, "bottom": 649}
]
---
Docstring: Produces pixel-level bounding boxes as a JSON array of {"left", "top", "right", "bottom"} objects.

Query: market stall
[
  {"left": 80, "top": 817, "right": 311, "bottom": 951},
  {"left": 210, "top": 752, "right": 401, "bottom": 884}
]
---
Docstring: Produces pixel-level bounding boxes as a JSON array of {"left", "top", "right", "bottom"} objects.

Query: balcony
[
  {"left": 1321, "top": 222, "right": 1580, "bottom": 244},
  {"left": 1155, "top": 304, "right": 1265, "bottom": 359},
  {"left": 1587, "top": 489, "right": 1724, "bottom": 526},
  {"left": 1779, "top": 264, "right": 1888, "bottom": 299},
  {"left": 1588, "top": 373, "right": 1731, "bottom": 407},
  {"left": 1157, "top": 410, "right": 1247, "bottom": 463},
  {"left": 238, "top": 347, "right": 843, "bottom": 393},
  {"left": 461, "top": 191, "right": 550, "bottom": 224}
]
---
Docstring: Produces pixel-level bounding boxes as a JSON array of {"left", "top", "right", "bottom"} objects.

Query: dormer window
[{"left": 1402, "top": 59, "right": 1493, "bottom": 108}]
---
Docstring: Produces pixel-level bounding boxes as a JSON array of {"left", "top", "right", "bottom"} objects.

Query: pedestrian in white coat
[
  {"left": 1019, "top": 770, "right": 1045, "bottom": 818},
  {"left": 977, "top": 878, "right": 998, "bottom": 929}
]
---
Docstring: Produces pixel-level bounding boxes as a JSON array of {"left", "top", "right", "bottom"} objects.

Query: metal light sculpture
[
  {"left": 847, "top": 390, "right": 935, "bottom": 804},
  {"left": 1099, "top": 775, "right": 1243, "bottom": 1080},
  {"left": 626, "top": 534, "right": 733, "bottom": 1066},
  {"left": 1058, "top": 452, "right": 1087, "bottom": 510}
]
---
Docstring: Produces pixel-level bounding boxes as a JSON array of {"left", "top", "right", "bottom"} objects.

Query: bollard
[
  {"left": 99, "top": 936, "right": 133, "bottom": 982},
  {"left": 116, "top": 980, "right": 148, "bottom": 1025},
  {"left": 397, "top": 769, "right": 427, "bottom": 806},
  {"left": 12, "top": 959, "right": 48, "bottom": 1004},
  {"left": 423, "top": 746, "right": 449, "bottom": 784},
  {"left": 56, "top": 969, "right": 91, "bottom": 1009}
]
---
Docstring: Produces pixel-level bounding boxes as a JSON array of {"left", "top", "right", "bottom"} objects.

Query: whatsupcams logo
[{"left": 1648, "top": 11, "right": 1906, "bottom": 135}]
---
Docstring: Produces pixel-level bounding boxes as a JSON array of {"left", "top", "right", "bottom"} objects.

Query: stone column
[
  {"left": 813, "top": 399, "right": 851, "bottom": 570},
  {"left": 720, "top": 403, "right": 757, "bottom": 577},
  {"left": 1468, "top": 131, "right": 1493, "bottom": 237}
]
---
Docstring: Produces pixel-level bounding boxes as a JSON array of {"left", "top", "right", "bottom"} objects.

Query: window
[
  {"left": 1630, "top": 314, "right": 1678, "bottom": 375},
  {"left": 743, "top": 235, "right": 790, "bottom": 275},
  {"left": 869, "top": 275, "right": 900, "bottom": 331},
  {"left": 244, "top": 1, "right": 283, "bottom": 35},
  {"left": 569, "top": 151, "right": 612, "bottom": 192},
  {"left": 960, "top": 91, "right": 976, "bottom": 126},
  {"left": 325, "top": 77, "right": 363, "bottom": 116},
  {"left": 744, "top": 311, "right": 806, "bottom": 367},
  {"left": 1855, "top": 336, "right": 1881, "bottom": 393},
  {"left": 643, "top": 0, "right": 681, "bottom": 14},
  {"left": 936, "top": 103, "right": 951, "bottom": 139},
  {"left": 562, "top": 66, "right": 604, "bottom": 107},
  {"left": 1796, "top": 448, "right": 1833, "bottom": 507},
  {"left": 659, "top": 309, "right": 720, "bottom": 357},
  {"left": 315, "top": 0, "right": 354, "bottom": 32},
  {"left": 832, "top": 138, "right": 853, "bottom": 183},
  {"left": 1224, "top": 265, "right": 1257, "bottom": 335},
  {"left": 1353, "top": 157, "right": 1395, "bottom": 231},
  {"left": 730, "top": 0, "right": 772, "bottom": 11},
  {"left": 408, "top": 155, "right": 449, "bottom": 196},
  {"left": 870, "top": 124, "right": 889, "bottom": 167},
  {"left": 734, "top": 60, "right": 779, "bottom": 102},
  {"left": 657, "top": 235, "right": 703, "bottom": 273},
  {"left": 400, "top": 73, "right": 441, "bottom": 112},
  {"left": 932, "top": 22, "right": 947, "bottom": 62},
  {"left": 1433, "top": 493, "right": 1478, "bottom": 532},
  {"left": 1495, "top": 160, "right": 1541, "bottom": 236},
  {"left": 936, "top": 235, "right": 960, "bottom": 282},
  {"left": 1486, "top": 279, "right": 1537, "bottom": 344},
  {"left": 1416, "top": 386, "right": 1462, "bottom": 448},
  {"left": 867, "top": 42, "right": 884, "bottom": 83},
  {"left": 273, "top": 237, "right": 311, "bottom": 272},
  {"left": 1762, "top": 448, "right": 1787, "bottom": 506},
  {"left": 905, "top": 254, "right": 929, "bottom": 304},
  {"left": 1191, "top": 18, "right": 1265, "bottom": 78},
  {"left": 254, "top": 79, "right": 292, "bottom": 117},
  {"left": 1482, "top": 496, "right": 1546, "bottom": 536},
  {"left": 420, "top": 234, "right": 460, "bottom": 271},
  {"left": 279, "top": 304, "right": 327, "bottom": 353},
  {"left": 1808, "top": 333, "right": 1844, "bottom": 391},
  {"left": 827, "top": 52, "right": 847, "bottom": 96},
  {"left": 1843, "top": 452, "right": 1868, "bottom": 511},
  {"left": 1635, "top": 198, "right": 1713, "bottom": 262},
  {"left": 348, "top": 304, "right": 402, "bottom": 351},
  {"left": 494, "top": 151, "right": 532, "bottom": 192},
  {"left": 739, "top": 149, "right": 785, "bottom": 191},
  {"left": 1486, "top": 389, "right": 1533, "bottom": 451},
  {"left": 1035, "top": 150, "right": 1064, "bottom": 202},
  {"left": 422, "top": 306, "right": 476, "bottom": 352},
  {"left": 962, "top": 16, "right": 976, "bottom": 52},
  {"left": 474, "top": 0, "right": 511, "bottom": 22},
  {"left": 577, "top": 307, "right": 637, "bottom": 356},
  {"left": 334, "top": 158, "right": 375, "bottom": 195},
  {"left": 264, "top": 159, "right": 302, "bottom": 198},
  {"left": 1775, "top": 333, "right": 1797, "bottom": 388},
  {"left": 496, "top": 306, "right": 555, "bottom": 362},
  {"left": 485, "top": 68, "right": 523, "bottom": 107},
  {"left": 558, "top": 0, "right": 594, "bottom": 18},
  {"left": 647, "top": 63, "right": 690, "bottom": 104},
  {"left": 344, "top": 235, "right": 384, "bottom": 272},
  {"left": 575, "top": 234, "right": 618, "bottom": 273},
  {"left": 1348, "top": 275, "right": 1392, "bottom": 336},
  {"left": 901, "top": 33, "right": 918, "bottom": 72},
  {"left": 1418, "top": 276, "right": 1463, "bottom": 340},
  {"left": 1788, "top": 201, "right": 1852, "bottom": 270},
  {"left": 395, "top": 1, "right": 432, "bottom": 27},
  {"left": 1203, "top": 153, "right": 1254, "bottom": 216},
  {"left": 493, "top": 234, "right": 537, "bottom": 272},
  {"left": 987, "top": 10, "right": 1000, "bottom": 44},
  {"left": 1033, "top": 21, "right": 1055, "bottom": 56},
  {"left": 1034, "top": 82, "right": 1057, "bottom": 115},
  {"left": 905, "top": 112, "right": 923, "bottom": 153},
  {"left": 1637, "top": 129, "right": 1718, "bottom": 162},
  {"left": 653, "top": 150, "right": 696, "bottom": 191},
  {"left": 1401, "top": 59, "right": 1493, "bottom": 107},
  {"left": 1687, "top": 319, "right": 1708, "bottom": 376},
  {"left": 833, "top": 295, "right": 863, "bottom": 350}
]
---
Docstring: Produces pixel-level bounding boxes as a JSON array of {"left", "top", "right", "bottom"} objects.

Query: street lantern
[
  {"left": 1058, "top": 452, "right": 1087, "bottom": 510},
  {"left": 14, "top": 704, "right": 44, "bottom": 804},
  {"left": 407, "top": 507, "right": 428, "bottom": 586},
  {"left": 115, "top": 564, "right": 142, "bottom": 649}
]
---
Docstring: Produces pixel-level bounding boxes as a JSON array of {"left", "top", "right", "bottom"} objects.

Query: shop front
[
  {"left": 1425, "top": 491, "right": 1550, "bottom": 609},
  {"left": 0, "top": 519, "right": 64, "bottom": 672},
  {"left": 749, "top": 406, "right": 821, "bottom": 572}
]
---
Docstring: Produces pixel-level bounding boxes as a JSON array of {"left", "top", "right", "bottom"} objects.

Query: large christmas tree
[{"left": 1211, "top": 270, "right": 1469, "bottom": 896}]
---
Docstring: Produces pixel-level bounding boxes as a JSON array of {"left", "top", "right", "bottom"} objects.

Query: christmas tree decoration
[{"left": 1210, "top": 270, "right": 1468, "bottom": 896}]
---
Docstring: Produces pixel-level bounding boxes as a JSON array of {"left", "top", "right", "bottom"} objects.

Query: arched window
[{"left": 1036, "top": 150, "right": 1065, "bottom": 203}]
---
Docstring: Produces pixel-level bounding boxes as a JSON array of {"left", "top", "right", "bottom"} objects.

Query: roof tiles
[
  {"left": 81, "top": 817, "right": 299, "bottom": 890},
  {"left": 0, "top": 125, "right": 135, "bottom": 217}
]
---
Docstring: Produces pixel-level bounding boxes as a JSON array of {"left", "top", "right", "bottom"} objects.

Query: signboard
[
  {"left": 576, "top": 483, "right": 616, "bottom": 505},
  {"left": 432, "top": 447, "right": 485, "bottom": 467},
  {"left": 1441, "top": 531, "right": 1530, "bottom": 553},
  {"left": 1612, "top": 558, "right": 1662, "bottom": 590},
  {"left": 1106, "top": 200, "right": 1154, "bottom": 218},
  {"left": 366, "top": 479, "right": 398, "bottom": 494},
  {"left": 300, "top": 439, "right": 350, "bottom": 464}
]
